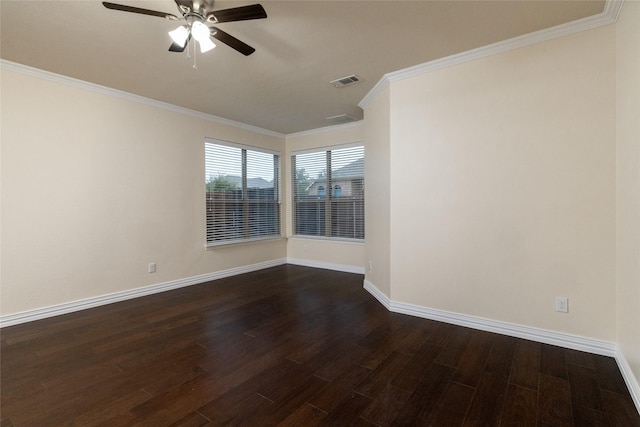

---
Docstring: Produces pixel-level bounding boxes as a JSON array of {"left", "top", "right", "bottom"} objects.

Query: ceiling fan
[{"left": 102, "top": 0, "right": 267, "bottom": 56}]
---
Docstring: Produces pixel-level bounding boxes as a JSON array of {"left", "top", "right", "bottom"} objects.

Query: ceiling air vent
[
  {"left": 330, "top": 75, "right": 361, "bottom": 88},
  {"left": 326, "top": 114, "right": 358, "bottom": 124}
]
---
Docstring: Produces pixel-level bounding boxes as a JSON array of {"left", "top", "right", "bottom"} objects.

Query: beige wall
[
  {"left": 0, "top": 67, "right": 369, "bottom": 317},
  {"left": 616, "top": 0, "right": 640, "bottom": 390},
  {"left": 363, "top": 87, "right": 392, "bottom": 296},
  {"left": 285, "top": 124, "right": 365, "bottom": 270},
  {"left": 1, "top": 69, "right": 286, "bottom": 316},
  {"left": 368, "top": 25, "right": 618, "bottom": 341}
]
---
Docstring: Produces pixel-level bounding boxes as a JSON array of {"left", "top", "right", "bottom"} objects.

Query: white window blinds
[
  {"left": 292, "top": 145, "right": 364, "bottom": 240},
  {"left": 205, "top": 141, "right": 280, "bottom": 245}
]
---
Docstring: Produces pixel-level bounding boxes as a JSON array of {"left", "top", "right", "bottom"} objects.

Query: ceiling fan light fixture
[
  {"left": 191, "top": 21, "right": 210, "bottom": 42},
  {"left": 199, "top": 37, "right": 216, "bottom": 53},
  {"left": 168, "top": 25, "right": 189, "bottom": 47},
  {"left": 191, "top": 20, "right": 216, "bottom": 53}
]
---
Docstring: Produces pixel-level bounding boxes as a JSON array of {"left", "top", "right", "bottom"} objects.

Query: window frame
[
  {"left": 291, "top": 143, "right": 365, "bottom": 242},
  {"left": 205, "top": 138, "right": 282, "bottom": 248}
]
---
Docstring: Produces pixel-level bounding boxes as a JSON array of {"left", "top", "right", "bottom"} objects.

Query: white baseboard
[
  {"left": 363, "top": 279, "right": 616, "bottom": 357},
  {"left": 616, "top": 349, "right": 640, "bottom": 414},
  {"left": 287, "top": 257, "right": 365, "bottom": 275},
  {"left": 363, "top": 279, "right": 392, "bottom": 310},
  {"left": 0, "top": 258, "right": 287, "bottom": 328}
]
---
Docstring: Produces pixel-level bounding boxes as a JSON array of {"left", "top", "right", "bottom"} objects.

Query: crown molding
[
  {"left": 359, "top": 0, "right": 624, "bottom": 109},
  {"left": 0, "top": 59, "right": 284, "bottom": 139}
]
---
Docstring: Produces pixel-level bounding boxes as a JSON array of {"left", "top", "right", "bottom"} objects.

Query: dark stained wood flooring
[{"left": 1, "top": 265, "right": 639, "bottom": 426}]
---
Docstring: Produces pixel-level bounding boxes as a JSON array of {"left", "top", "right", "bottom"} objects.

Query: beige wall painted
[
  {"left": 363, "top": 87, "right": 392, "bottom": 297},
  {"left": 285, "top": 124, "right": 365, "bottom": 269},
  {"left": 1, "top": 69, "right": 286, "bottom": 316},
  {"left": 616, "top": 0, "right": 640, "bottom": 389},
  {"left": 385, "top": 26, "right": 616, "bottom": 340}
]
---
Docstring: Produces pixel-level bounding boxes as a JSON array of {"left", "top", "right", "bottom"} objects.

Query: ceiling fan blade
[
  {"left": 173, "top": 0, "right": 192, "bottom": 14},
  {"left": 102, "top": 2, "right": 179, "bottom": 20},
  {"left": 169, "top": 34, "right": 191, "bottom": 52},
  {"left": 208, "top": 4, "right": 267, "bottom": 23},
  {"left": 211, "top": 27, "right": 256, "bottom": 56}
]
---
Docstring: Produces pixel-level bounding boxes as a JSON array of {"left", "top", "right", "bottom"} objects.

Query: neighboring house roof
[
  {"left": 332, "top": 157, "right": 364, "bottom": 179},
  {"left": 305, "top": 157, "right": 364, "bottom": 190},
  {"left": 223, "top": 175, "right": 274, "bottom": 189}
]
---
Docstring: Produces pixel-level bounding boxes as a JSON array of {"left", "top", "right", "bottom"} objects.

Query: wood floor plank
[
  {"left": 320, "top": 392, "right": 373, "bottom": 426},
  {"left": 307, "top": 364, "right": 371, "bottom": 413},
  {"left": 572, "top": 405, "right": 612, "bottom": 427},
  {"left": 359, "top": 384, "right": 412, "bottom": 426},
  {"left": 200, "top": 392, "right": 272, "bottom": 425},
  {"left": 567, "top": 363, "right": 605, "bottom": 412},
  {"left": 197, "top": 359, "right": 306, "bottom": 419},
  {"left": 565, "top": 348, "right": 596, "bottom": 370},
  {"left": 241, "top": 374, "right": 330, "bottom": 425},
  {"left": 484, "top": 333, "right": 517, "bottom": 377},
  {"left": 602, "top": 390, "right": 640, "bottom": 427},
  {"left": 258, "top": 366, "right": 317, "bottom": 403},
  {"left": 452, "top": 330, "right": 495, "bottom": 387},
  {"left": 500, "top": 383, "right": 537, "bottom": 427},
  {"left": 423, "top": 380, "right": 475, "bottom": 426},
  {"left": 464, "top": 372, "right": 510, "bottom": 426},
  {"left": 540, "top": 343, "right": 569, "bottom": 380},
  {"left": 277, "top": 403, "right": 327, "bottom": 427},
  {"left": 391, "top": 342, "right": 442, "bottom": 393},
  {"left": 592, "top": 353, "right": 631, "bottom": 395},
  {"left": 391, "top": 320, "right": 437, "bottom": 357},
  {"left": 434, "top": 326, "right": 472, "bottom": 368},
  {"left": 537, "top": 373, "right": 574, "bottom": 427},
  {"left": 1, "top": 265, "right": 638, "bottom": 426},
  {"left": 354, "top": 351, "right": 412, "bottom": 398},
  {"left": 166, "top": 411, "right": 212, "bottom": 427},
  {"left": 390, "top": 363, "right": 455, "bottom": 425},
  {"left": 312, "top": 340, "right": 370, "bottom": 382},
  {"left": 510, "top": 340, "right": 541, "bottom": 390},
  {"left": 68, "top": 389, "right": 154, "bottom": 427},
  {"left": 355, "top": 325, "right": 410, "bottom": 371}
]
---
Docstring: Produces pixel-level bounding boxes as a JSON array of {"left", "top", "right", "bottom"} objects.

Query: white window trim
[
  {"left": 205, "top": 138, "right": 282, "bottom": 247},
  {"left": 291, "top": 143, "right": 365, "bottom": 241}
]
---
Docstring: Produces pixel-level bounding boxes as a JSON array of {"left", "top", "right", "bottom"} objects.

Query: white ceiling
[{"left": 0, "top": 0, "right": 605, "bottom": 134}]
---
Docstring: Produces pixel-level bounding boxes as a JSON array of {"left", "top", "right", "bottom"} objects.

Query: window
[
  {"left": 292, "top": 145, "right": 364, "bottom": 240},
  {"left": 205, "top": 140, "right": 280, "bottom": 246}
]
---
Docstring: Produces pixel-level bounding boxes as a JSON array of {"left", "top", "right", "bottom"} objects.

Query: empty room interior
[{"left": 1, "top": 0, "right": 639, "bottom": 425}]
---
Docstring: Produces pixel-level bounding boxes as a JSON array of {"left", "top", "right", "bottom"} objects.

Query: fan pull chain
[{"left": 192, "top": 40, "right": 198, "bottom": 70}]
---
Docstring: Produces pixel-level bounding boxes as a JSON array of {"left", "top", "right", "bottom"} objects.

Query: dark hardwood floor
[{"left": 1, "top": 265, "right": 639, "bottom": 426}]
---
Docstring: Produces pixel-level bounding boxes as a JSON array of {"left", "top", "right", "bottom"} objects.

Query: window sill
[
  {"left": 206, "top": 236, "right": 285, "bottom": 250},
  {"left": 288, "top": 236, "right": 365, "bottom": 245}
]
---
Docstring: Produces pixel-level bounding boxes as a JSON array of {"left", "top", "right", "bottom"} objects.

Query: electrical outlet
[
  {"left": 368, "top": 260, "right": 373, "bottom": 273},
  {"left": 555, "top": 296, "right": 568, "bottom": 313},
  {"left": 148, "top": 262, "right": 156, "bottom": 273}
]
